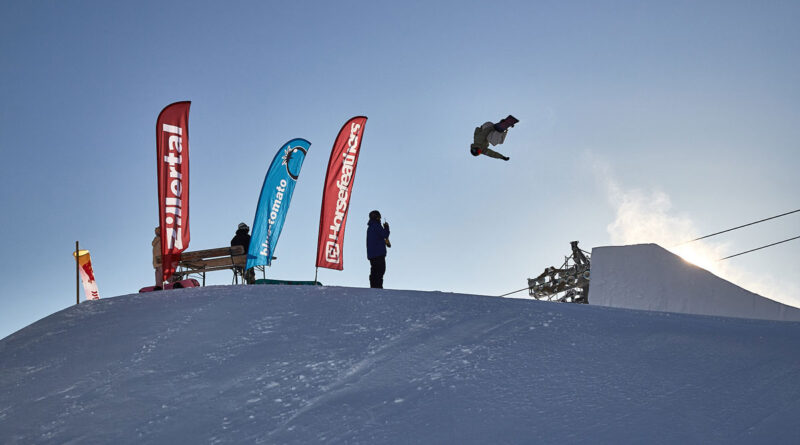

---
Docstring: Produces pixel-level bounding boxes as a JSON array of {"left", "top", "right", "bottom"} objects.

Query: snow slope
[
  {"left": 590, "top": 244, "right": 800, "bottom": 322},
  {"left": 1, "top": 285, "right": 799, "bottom": 444}
]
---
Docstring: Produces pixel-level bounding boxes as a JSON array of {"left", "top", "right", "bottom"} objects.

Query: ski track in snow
[
  {"left": 268, "top": 311, "right": 555, "bottom": 438},
  {"left": 269, "top": 311, "right": 458, "bottom": 434}
]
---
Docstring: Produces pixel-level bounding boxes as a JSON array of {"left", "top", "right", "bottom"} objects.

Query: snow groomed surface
[
  {"left": 1, "top": 285, "right": 799, "bottom": 443},
  {"left": 589, "top": 244, "right": 800, "bottom": 322}
]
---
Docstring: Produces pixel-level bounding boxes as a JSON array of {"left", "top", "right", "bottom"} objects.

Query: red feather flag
[
  {"left": 156, "top": 101, "right": 191, "bottom": 283},
  {"left": 315, "top": 116, "right": 368, "bottom": 270}
]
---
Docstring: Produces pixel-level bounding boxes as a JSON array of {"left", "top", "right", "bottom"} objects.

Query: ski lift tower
[{"left": 527, "top": 241, "right": 591, "bottom": 304}]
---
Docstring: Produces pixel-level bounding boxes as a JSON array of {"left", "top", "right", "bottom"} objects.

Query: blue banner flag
[{"left": 247, "top": 138, "right": 311, "bottom": 270}]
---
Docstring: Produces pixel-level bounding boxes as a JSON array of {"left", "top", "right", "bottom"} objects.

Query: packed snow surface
[
  {"left": 1, "top": 285, "right": 799, "bottom": 444},
  {"left": 590, "top": 244, "right": 800, "bottom": 321}
]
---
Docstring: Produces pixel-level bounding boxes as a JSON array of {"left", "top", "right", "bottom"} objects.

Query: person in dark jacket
[
  {"left": 231, "top": 222, "right": 255, "bottom": 284},
  {"left": 366, "top": 210, "right": 390, "bottom": 288}
]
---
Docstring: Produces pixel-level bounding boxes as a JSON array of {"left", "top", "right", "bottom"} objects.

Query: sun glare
[{"left": 670, "top": 245, "right": 720, "bottom": 274}]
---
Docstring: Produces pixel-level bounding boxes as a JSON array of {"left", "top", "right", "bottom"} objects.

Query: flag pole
[{"left": 75, "top": 241, "right": 80, "bottom": 305}]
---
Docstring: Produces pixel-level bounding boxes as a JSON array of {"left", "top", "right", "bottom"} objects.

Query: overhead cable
[
  {"left": 497, "top": 286, "right": 530, "bottom": 298},
  {"left": 718, "top": 236, "right": 800, "bottom": 261},
  {"left": 676, "top": 209, "right": 800, "bottom": 246}
]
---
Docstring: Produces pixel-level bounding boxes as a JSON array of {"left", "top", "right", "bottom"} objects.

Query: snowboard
[{"left": 493, "top": 115, "right": 519, "bottom": 132}]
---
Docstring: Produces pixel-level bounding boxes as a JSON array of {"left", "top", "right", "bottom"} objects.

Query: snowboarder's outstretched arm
[{"left": 480, "top": 147, "right": 509, "bottom": 161}]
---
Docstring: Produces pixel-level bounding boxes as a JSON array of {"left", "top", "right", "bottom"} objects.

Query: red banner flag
[
  {"left": 73, "top": 249, "right": 100, "bottom": 300},
  {"left": 316, "top": 116, "right": 368, "bottom": 270},
  {"left": 156, "top": 101, "right": 191, "bottom": 283}
]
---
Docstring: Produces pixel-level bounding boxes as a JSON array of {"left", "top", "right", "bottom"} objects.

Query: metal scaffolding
[{"left": 527, "top": 241, "right": 590, "bottom": 304}]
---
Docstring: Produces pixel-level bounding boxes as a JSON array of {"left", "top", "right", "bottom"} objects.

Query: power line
[
  {"left": 497, "top": 286, "right": 530, "bottom": 298},
  {"left": 676, "top": 209, "right": 800, "bottom": 246},
  {"left": 718, "top": 236, "right": 800, "bottom": 261}
]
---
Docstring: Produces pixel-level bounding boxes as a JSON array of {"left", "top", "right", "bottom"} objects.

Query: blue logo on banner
[{"left": 247, "top": 138, "right": 311, "bottom": 270}]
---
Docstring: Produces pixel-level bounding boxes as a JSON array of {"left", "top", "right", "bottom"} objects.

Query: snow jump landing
[{"left": 589, "top": 243, "right": 800, "bottom": 322}]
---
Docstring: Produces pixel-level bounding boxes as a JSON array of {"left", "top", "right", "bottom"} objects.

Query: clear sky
[{"left": 1, "top": 0, "right": 798, "bottom": 339}]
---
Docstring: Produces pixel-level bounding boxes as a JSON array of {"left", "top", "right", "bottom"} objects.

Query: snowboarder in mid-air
[{"left": 470, "top": 115, "right": 519, "bottom": 161}]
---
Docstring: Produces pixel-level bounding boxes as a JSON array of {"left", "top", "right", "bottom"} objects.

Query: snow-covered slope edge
[{"left": 1, "top": 285, "right": 799, "bottom": 444}]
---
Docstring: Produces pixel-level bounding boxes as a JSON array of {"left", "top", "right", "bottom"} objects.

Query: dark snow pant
[
  {"left": 369, "top": 256, "right": 386, "bottom": 289},
  {"left": 235, "top": 267, "right": 256, "bottom": 285}
]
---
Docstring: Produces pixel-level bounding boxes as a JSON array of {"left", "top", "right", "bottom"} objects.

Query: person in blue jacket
[{"left": 366, "top": 210, "right": 390, "bottom": 288}]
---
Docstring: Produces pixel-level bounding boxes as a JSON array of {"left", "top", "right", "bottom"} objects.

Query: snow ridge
[{"left": 1, "top": 285, "right": 799, "bottom": 444}]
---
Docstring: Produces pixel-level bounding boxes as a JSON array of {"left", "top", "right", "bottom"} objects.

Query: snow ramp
[{"left": 589, "top": 243, "right": 800, "bottom": 321}]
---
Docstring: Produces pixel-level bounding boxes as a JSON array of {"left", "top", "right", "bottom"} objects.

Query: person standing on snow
[
  {"left": 231, "top": 222, "right": 255, "bottom": 284},
  {"left": 152, "top": 226, "right": 162, "bottom": 287},
  {"left": 470, "top": 115, "right": 519, "bottom": 161},
  {"left": 366, "top": 210, "right": 390, "bottom": 289}
]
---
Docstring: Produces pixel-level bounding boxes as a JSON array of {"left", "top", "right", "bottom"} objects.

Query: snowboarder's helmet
[
  {"left": 470, "top": 146, "right": 480, "bottom": 156},
  {"left": 369, "top": 210, "right": 381, "bottom": 221},
  {"left": 238, "top": 222, "right": 249, "bottom": 231}
]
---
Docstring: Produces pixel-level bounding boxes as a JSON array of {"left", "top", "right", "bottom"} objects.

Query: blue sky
[{"left": 1, "top": 0, "right": 798, "bottom": 338}]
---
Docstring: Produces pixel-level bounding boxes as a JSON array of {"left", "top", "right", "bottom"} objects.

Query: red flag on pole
[
  {"left": 156, "top": 101, "right": 191, "bottom": 283},
  {"left": 73, "top": 249, "right": 100, "bottom": 300},
  {"left": 315, "top": 116, "right": 368, "bottom": 270}
]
